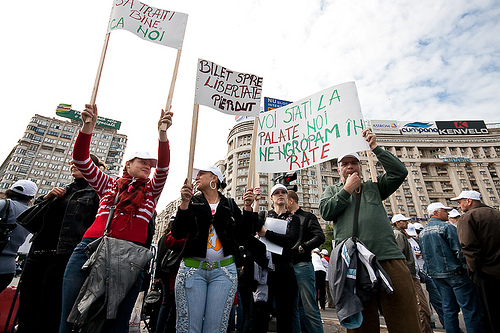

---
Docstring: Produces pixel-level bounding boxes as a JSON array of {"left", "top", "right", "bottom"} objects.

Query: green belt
[{"left": 183, "top": 256, "right": 234, "bottom": 271}]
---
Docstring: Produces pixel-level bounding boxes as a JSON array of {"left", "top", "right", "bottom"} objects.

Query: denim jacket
[
  {"left": 419, "top": 217, "right": 467, "bottom": 278},
  {"left": 34, "top": 178, "right": 99, "bottom": 254}
]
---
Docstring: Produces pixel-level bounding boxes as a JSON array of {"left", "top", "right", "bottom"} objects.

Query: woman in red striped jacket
[{"left": 59, "top": 104, "right": 173, "bottom": 333}]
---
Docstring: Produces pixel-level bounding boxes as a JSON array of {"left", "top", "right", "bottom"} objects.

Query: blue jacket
[{"left": 419, "top": 217, "right": 467, "bottom": 278}]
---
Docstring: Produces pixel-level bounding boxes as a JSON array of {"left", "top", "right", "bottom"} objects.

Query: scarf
[{"left": 112, "top": 170, "right": 148, "bottom": 230}]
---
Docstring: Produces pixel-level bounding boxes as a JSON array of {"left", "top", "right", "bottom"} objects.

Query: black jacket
[
  {"left": 172, "top": 192, "right": 255, "bottom": 260},
  {"left": 292, "top": 208, "right": 325, "bottom": 264},
  {"left": 258, "top": 210, "right": 300, "bottom": 268},
  {"left": 32, "top": 178, "right": 99, "bottom": 254}
]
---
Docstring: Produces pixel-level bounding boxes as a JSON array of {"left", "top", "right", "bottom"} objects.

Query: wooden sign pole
[
  {"left": 186, "top": 104, "right": 200, "bottom": 181},
  {"left": 160, "top": 49, "right": 182, "bottom": 130},
  {"left": 85, "top": 33, "right": 111, "bottom": 122},
  {"left": 247, "top": 117, "right": 259, "bottom": 188},
  {"left": 367, "top": 151, "right": 378, "bottom": 183}
]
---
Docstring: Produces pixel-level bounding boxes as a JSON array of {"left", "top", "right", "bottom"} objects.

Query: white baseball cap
[
  {"left": 321, "top": 249, "right": 329, "bottom": 256},
  {"left": 9, "top": 180, "right": 38, "bottom": 197},
  {"left": 391, "top": 213, "right": 411, "bottom": 224},
  {"left": 451, "top": 190, "right": 481, "bottom": 201},
  {"left": 405, "top": 223, "right": 417, "bottom": 237},
  {"left": 192, "top": 165, "right": 224, "bottom": 183},
  {"left": 270, "top": 183, "right": 288, "bottom": 195},
  {"left": 427, "top": 202, "right": 452, "bottom": 215},
  {"left": 413, "top": 223, "right": 424, "bottom": 231},
  {"left": 125, "top": 151, "right": 157, "bottom": 167},
  {"left": 337, "top": 152, "right": 360, "bottom": 163},
  {"left": 448, "top": 209, "right": 461, "bottom": 218}
]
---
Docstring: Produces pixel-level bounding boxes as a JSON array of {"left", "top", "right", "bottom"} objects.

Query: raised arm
[{"left": 73, "top": 104, "right": 114, "bottom": 197}]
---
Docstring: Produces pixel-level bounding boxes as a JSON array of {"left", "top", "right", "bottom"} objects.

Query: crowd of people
[{"left": 0, "top": 108, "right": 499, "bottom": 333}]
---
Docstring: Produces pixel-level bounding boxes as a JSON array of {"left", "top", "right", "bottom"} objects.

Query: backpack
[{"left": 0, "top": 199, "right": 15, "bottom": 252}]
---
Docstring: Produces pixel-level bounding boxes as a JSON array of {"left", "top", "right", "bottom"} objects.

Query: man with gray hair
[
  {"left": 419, "top": 202, "right": 484, "bottom": 333},
  {"left": 452, "top": 190, "right": 500, "bottom": 333}
]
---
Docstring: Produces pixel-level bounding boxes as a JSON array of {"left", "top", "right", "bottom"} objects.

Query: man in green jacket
[{"left": 319, "top": 128, "right": 420, "bottom": 333}]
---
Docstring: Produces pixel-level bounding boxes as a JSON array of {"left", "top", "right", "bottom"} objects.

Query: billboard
[
  {"left": 368, "top": 120, "right": 400, "bottom": 134},
  {"left": 398, "top": 121, "right": 439, "bottom": 135},
  {"left": 435, "top": 121, "right": 488, "bottom": 135}
]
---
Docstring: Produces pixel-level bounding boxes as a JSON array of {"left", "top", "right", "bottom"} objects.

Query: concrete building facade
[{"left": 220, "top": 119, "right": 500, "bottom": 224}]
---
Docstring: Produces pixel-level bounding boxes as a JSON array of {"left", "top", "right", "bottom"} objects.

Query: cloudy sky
[{"left": 2, "top": 0, "right": 499, "bottom": 208}]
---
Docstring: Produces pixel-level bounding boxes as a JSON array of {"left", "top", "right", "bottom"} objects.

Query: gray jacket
[
  {"left": 329, "top": 237, "right": 394, "bottom": 329},
  {"left": 68, "top": 236, "right": 153, "bottom": 326},
  {"left": 0, "top": 199, "right": 30, "bottom": 274}
]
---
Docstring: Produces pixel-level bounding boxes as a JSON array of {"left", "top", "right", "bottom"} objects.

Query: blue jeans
[
  {"left": 59, "top": 238, "right": 144, "bottom": 333},
  {"left": 434, "top": 274, "right": 484, "bottom": 333},
  {"left": 175, "top": 260, "right": 238, "bottom": 333},
  {"left": 424, "top": 275, "right": 446, "bottom": 327},
  {"left": 156, "top": 282, "right": 176, "bottom": 333},
  {"left": 292, "top": 262, "right": 324, "bottom": 333}
]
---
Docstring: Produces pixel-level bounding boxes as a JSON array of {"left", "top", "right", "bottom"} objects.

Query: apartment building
[{"left": 0, "top": 113, "right": 127, "bottom": 196}]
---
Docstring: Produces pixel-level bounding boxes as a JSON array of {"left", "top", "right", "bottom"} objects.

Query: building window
[{"left": 60, "top": 133, "right": 72, "bottom": 140}]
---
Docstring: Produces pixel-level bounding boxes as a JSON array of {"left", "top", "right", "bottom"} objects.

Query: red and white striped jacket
[{"left": 72, "top": 131, "right": 170, "bottom": 244}]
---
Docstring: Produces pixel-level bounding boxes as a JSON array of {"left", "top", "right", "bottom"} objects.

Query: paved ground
[{"left": 9, "top": 277, "right": 459, "bottom": 332}]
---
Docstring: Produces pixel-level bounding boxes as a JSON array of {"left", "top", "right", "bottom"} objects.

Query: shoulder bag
[
  {"left": 160, "top": 248, "right": 182, "bottom": 274},
  {"left": 0, "top": 199, "right": 14, "bottom": 252},
  {"left": 16, "top": 196, "right": 57, "bottom": 235}
]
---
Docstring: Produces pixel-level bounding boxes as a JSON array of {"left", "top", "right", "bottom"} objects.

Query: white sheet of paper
[{"left": 259, "top": 217, "right": 287, "bottom": 255}]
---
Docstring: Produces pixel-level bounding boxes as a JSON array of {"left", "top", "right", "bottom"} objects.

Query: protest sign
[
  {"left": 259, "top": 217, "right": 288, "bottom": 255},
  {"left": 256, "top": 82, "right": 370, "bottom": 173},
  {"left": 194, "top": 59, "right": 263, "bottom": 117},
  {"left": 107, "top": 0, "right": 188, "bottom": 50}
]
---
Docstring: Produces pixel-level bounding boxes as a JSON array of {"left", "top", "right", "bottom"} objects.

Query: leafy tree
[{"left": 320, "top": 223, "right": 335, "bottom": 254}]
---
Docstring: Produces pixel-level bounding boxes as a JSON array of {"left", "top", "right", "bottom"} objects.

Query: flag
[{"left": 107, "top": 0, "right": 188, "bottom": 50}]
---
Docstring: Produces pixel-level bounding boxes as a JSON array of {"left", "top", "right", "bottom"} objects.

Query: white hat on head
[
  {"left": 427, "top": 202, "right": 452, "bottom": 215},
  {"left": 9, "top": 180, "right": 37, "bottom": 197},
  {"left": 413, "top": 223, "right": 424, "bottom": 231},
  {"left": 391, "top": 213, "right": 411, "bottom": 224},
  {"left": 448, "top": 209, "right": 461, "bottom": 218},
  {"left": 405, "top": 223, "right": 417, "bottom": 237},
  {"left": 192, "top": 165, "right": 224, "bottom": 183},
  {"left": 125, "top": 151, "right": 157, "bottom": 167},
  {"left": 270, "top": 184, "right": 287, "bottom": 195},
  {"left": 321, "top": 249, "right": 329, "bottom": 256},
  {"left": 313, "top": 248, "right": 320, "bottom": 253},
  {"left": 337, "top": 152, "right": 360, "bottom": 163},
  {"left": 451, "top": 190, "right": 481, "bottom": 201}
]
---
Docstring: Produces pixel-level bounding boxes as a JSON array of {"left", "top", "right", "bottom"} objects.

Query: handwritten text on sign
[
  {"left": 107, "top": 0, "right": 188, "bottom": 50},
  {"left": 195, "top": 59, "right": 263, "bottom": 117},
  {"left": 256, "top": 82, "right": 370, "bottom": 173}
]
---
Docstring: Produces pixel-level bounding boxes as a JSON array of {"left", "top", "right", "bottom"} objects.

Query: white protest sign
[
  {"left": 194, "top": 59, "right": 263, "bottom": 117},
  {"left": 256, "top": 81, "right": 370, "bottom": 173},
  {"left": 258, "top": 217, "right": 288, "bottom": 255},
  {"left": 107, "top": 0, "right": 188, "bottom": 50}
]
